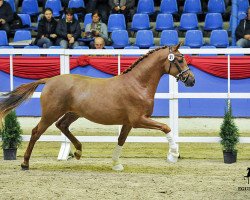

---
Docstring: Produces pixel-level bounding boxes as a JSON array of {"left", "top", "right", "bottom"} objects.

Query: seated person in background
[
  {"left": 236, "top": 7, "right": 250, "bottom": 48},
  {"left": 34, "top": 8, "right": 57, "bottom": 48},
  {"left": 109, "top": 0, "right": 135, "bottom": 23},
  {"left": 0, "top": 0, "right": 13, "bottom": 37},
  {"left": 85, "top": 10, "right": 110, "bottom": 48},
  {"left": 61, "top": 0, "right": 86, "bottom": 17},
  {"left": 61, "top": 0, "right": 70, "bottom": 8},
  {"left": 14, "top": 0, "right": 19, "bottom": 11},
  {"left": 94, "top": 37, "right": 105, "bottom": 49},
  {"left": 154, "top": 0, "right": 161, "bottom": 6},
  {"left": 86, "top": 0, "right": 110, "bottom": 24},
  {"left": 56, "top": 8, "right": 81, "bottom": 49}
]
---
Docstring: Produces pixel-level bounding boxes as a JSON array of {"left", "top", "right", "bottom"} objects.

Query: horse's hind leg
[
  {"left": 112, "top": 125, "right": 132, "bottom": 171},
  {"left": 55, "top": 112, "right": 82, "bottom": 159},
  {"left": 21, "top": 117, "right": 60, "bottom": 170}
]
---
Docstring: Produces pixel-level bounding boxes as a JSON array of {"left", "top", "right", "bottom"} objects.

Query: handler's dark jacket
[
  {"left": 0, "top": 1, "right": 13, "bottom": 23},
  {"left": 108, "top": 0, "right": 135, "bottom": 10},
  {"left": 34, "top": 16, "right": 58, "bottom": 44},
  {"left": 55, "top": 18, "right": 81, "bottom": 42},
  {"left": 235, "top": 19, "right": 250, "bottom": 41}
]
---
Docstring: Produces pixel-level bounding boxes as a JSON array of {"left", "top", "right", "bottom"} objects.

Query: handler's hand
[
  {"left": 50, "top": 34, "right": 57, "bottom": 38},
  {"left": 67, "top": 34, "right": 73, "bottom": 40},
  {"left": 0, "top": 19, "right": 6, "bottom": 24},
  {"left": 69, "top": 37, "right": 75, "bottom": 44}
]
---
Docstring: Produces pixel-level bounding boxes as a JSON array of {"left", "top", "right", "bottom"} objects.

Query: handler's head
[
  {"left": 247, "top": 7, "right": 250, "bottom": 20},
  {"left": 94, "top": 37, "right": 105, "bottom": 49}
]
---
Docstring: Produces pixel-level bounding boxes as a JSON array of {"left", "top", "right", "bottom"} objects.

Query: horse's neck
[{"left": 127, "top": 52, "right": 166, "bottom": 94}]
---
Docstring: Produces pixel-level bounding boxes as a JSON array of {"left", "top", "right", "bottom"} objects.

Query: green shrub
[
  {"left": 219, "top": 102, "right": 239, "bottom": 152},
  {"left": 0, "top": 111, "right": 22, "bottom": 149}
]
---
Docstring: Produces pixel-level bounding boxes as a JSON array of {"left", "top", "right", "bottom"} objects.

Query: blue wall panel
[
  {"left": 71, "top": 65, "right": 113, "bottom": 78},
  {"left": 179, "top": 99, "right": 227, "bottom": 117},
  {"left": 1, "top": 64, "right": 250, "bottom": 117},
  {"left": 152, "top": 99, "right": 169, "bottom": 116},
  {"left": 14, "top": 76, "right": 43, "bottom": 116},
  {"left": 179, "top": 66, "right": 228, "bottom": 117},
  {"left": 231, "top": 99, "right": 250, "bottom": 117},
  {"left": 157, "top": 74, "right": 169, "bottom": 93},
  {"left": 179, "top": 66, "right": 227, "bottom": 92},
  {"left": 0, "top": 71, "right": 10, "bottom": 92},
  {"left": 16, "top": 99, "right": 41, "bottom": 116},
  {"left": 231, "top": 78, "right": 250, "bottom": 92},
  {"left": 0, "top": 71, "right": 44, "bottom": 116}
]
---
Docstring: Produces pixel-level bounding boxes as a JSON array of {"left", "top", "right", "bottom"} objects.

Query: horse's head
[{"left": 164, "top": 43, "right": 195, "bottom": 87}]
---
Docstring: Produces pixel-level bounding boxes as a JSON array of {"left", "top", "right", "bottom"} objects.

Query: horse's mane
[{"left": 122, "top": 46, "right": 169, "bottom": 75}]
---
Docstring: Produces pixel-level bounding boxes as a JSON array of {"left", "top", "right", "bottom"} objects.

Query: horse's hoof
[
  {"left": 21, "top": 163, "right": 29, "bottom": 170},
  {"left": 112, "top": 164, "right": 124, "bottom": 171},
  {"left": 74, "top": 150, "right": 82, "bottom": 160},
  {"left": 167, "top": 153, "right": 179, "bottom": 163}
]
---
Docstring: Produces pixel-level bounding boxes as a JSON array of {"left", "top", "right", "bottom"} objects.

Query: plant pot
[
  {"left": 3, "top": 148, "right": 17, "bottom": 160},
  {"left": 223, "top": 150, "right": 237, "bottom": 164}
]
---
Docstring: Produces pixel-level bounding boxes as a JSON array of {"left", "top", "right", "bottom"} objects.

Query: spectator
[
  {"left": 62, "top": 0, "right": 86, "bottom": 16},
  {"left": 0, "top": 0, "right": 13, "bottom": 36},
  {"left": 236, "top": 7, "right": 250, "bottom": 48},
  {"left": 85, "top": 10, "right": 111, "bottom": 48},
  {"left": 86, "top": 0, "right": 110, "bottom": 24},
  {"left": 94, "top": 37, "right": 105, "bottom": 49},
  {"left": 177, "top": 0, "right": 185, "bottom": 11},
  {"left": 34, "top": 8, "right": 58, "bottom": 48},
  {"left": 15, "top": 0, "right": 19, "bottom": 11},
  {"left": 154, "top": 0, "right": 161, "bottom": 6},
  {"left": 109, "top": 0, "right": 135, "bottom": 23},
  {"left": 61, "top": 0, "right": 70, "bottom": 8},
  {"left": 56, "top": 8, "right": 81, "bottom": 49}
]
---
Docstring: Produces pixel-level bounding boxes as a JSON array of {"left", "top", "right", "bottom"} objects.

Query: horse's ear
[{"left": 173, "top": 42, "right": 183, "bottom": 51}]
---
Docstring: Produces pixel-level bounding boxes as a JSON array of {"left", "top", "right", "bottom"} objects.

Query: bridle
[{"left": 167, "top": 47, "right": 190, "bottom": 83}]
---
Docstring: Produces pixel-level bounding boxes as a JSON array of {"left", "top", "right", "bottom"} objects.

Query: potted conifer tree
[
  {"left": 0, "top": 110, "right": 22, "bottom": 160},
  {"left": 219, "top": 101, "right": 239, "bottom": 164}
]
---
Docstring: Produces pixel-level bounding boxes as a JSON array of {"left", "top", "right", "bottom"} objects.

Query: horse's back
[
  {"left": 44, "top": 74, "right": 108, "bottom": 89},
  {"left": 40, "top": 74, "right": 95, "bottom": 109}
]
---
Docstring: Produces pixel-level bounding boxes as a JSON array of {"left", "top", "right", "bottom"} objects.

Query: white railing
[{"left": 1, "top": 48, "right": 250, "bottom": 160}]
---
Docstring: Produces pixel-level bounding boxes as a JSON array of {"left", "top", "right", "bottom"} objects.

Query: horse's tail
[{"left": 0, "top": 78, "right": 49, "bottom": 128}]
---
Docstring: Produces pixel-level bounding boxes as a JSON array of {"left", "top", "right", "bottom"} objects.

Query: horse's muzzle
[{"left": 185, "top": 76, "right": 195, "bottom": 87}]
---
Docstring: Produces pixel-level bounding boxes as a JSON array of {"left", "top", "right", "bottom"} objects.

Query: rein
[{"left": 168, "top": 47, "right": 190, "bottom": 83}]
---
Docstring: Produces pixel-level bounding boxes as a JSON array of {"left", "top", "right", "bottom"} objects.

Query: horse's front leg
[
  {"left": 112, "top": 125, "right": 132, "bottom": 171},
  {"left": 133, "top": 116, "right": 179, "bottom": 163}
]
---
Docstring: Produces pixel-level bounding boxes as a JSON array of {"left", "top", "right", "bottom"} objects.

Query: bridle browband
[{"left": 168, "top": 47, "right": 190, "bottom": 83}]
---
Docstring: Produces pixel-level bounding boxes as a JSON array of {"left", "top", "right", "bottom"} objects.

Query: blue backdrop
[{"left": 1, "top": 65, "right": 250, "bottom": 117}]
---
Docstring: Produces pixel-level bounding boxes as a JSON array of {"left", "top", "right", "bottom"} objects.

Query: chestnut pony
[{"left": 0, "top": 44, "right": 195, "bottom": 171}]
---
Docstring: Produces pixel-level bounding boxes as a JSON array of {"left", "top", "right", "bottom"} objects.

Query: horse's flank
[{"left": 41, "top": 72, "right": 153, "bottom": 125}]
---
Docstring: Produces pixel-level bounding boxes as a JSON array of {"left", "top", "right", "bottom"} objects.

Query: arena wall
[{"left": 1, "top": 64, "right": 250, "bottom": 117}]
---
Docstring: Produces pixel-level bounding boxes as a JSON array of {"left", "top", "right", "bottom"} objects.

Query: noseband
[{"left": 168, "top": 47, "right": 190, "bottom": 83}]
